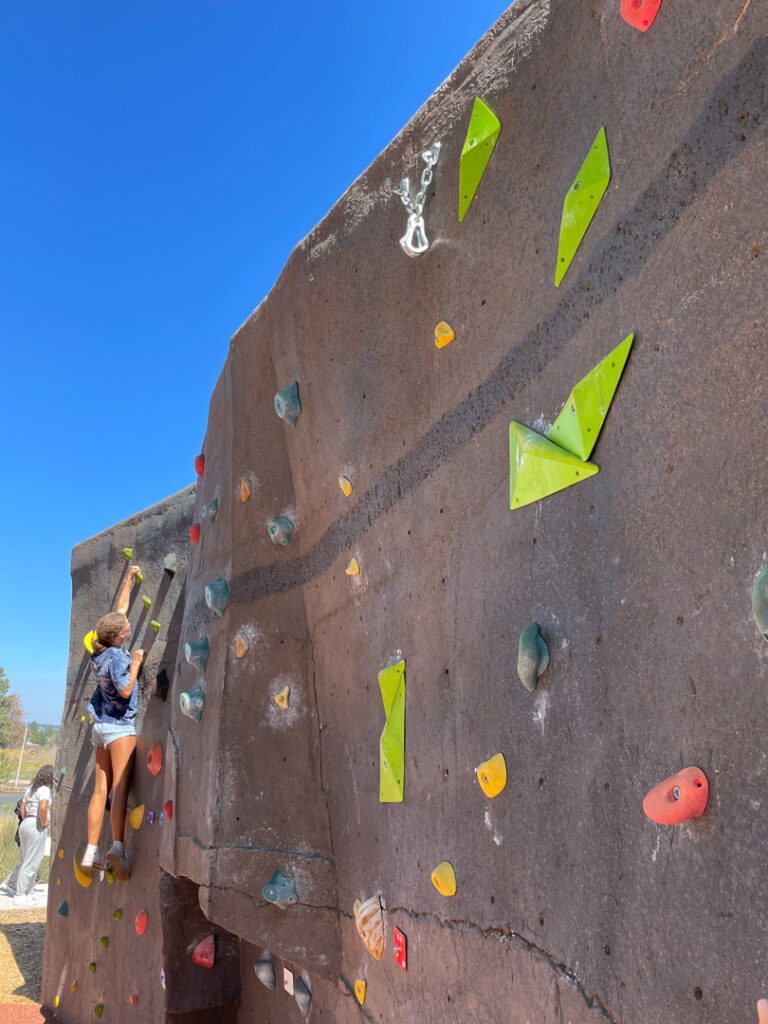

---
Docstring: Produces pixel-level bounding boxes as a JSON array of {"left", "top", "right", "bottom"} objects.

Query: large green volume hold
[
  {"left": 379, "top": 659, "right": 406, "bottom": 802},
  {"left": 510, "top": 422, "right": 598, "bottom": 509},
  {"left": 459, "top": 98, "right": 501, "bottom": 222},
  {"left": 555, "top": 126, "right": 610, "bottom": 286}
]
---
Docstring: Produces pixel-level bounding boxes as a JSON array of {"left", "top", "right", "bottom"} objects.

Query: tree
[{"left": 0, "top": 668, "right": 25, "bottom": 748}]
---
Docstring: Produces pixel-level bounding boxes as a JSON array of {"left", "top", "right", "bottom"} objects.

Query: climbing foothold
[
  {"left": 56, "top": 878, "right": 61, "bottom": 885},
  {"left": 164, "top": 800, "right": 173, "bottom": 820},
  {"left": 240, "top": 478, "right": 252, "bottom": 502},
  {"left": 146, "top": 809, "right": 155, "bottom": 825},
  {"left": 58, "top": 900, "right": 68, "bottom": 916},
  {"left": 476, "top": 753, "right": 507, "bottom": 798},
  {"left": 58, "top": 849, "right": 64, "bottom": 859},
  {"left": 151, "top": 620, "right": 161, "bottom": 633},
  {"left": 431, "top": 861, "right": 457, "bottom": 896},
  {"left": 518, "top": 623, "right": 550, "bottom": 692},
  {"left": 346, "top": 557, "right": 360, "bottom": 576},
  {"left": 434, "top": 321, "right": 455, "bottom": 348},
  {"left": 135, "top": 909, "right": 148, "bottom": 935},
  {"left": 643, "top": 766, "right": 709, "bottom": 825},
  {"left": 53, "top": 996, "right": 59, "bottom": 1008},
  {"left": 283, "top": 968, "right": 294, "bottom": 995},
  {"left": 129, "top": 995, "right": 138, "bottom": 1005},
  {"left": 105, "top": 867, "right": 115, "bottom": 884},
  {"left": 146, "top": 743, "right": 163, "bottom": 776},
  {"left": 355, "top": 980, "right": 366, "bottom": 1005},
  {"left": 274, "top": 380, "right": 302, "bottom": 426},
  {"left": 459, "top": 97, "right": 501, "bottom": 221},
  {"left": 192, "top": 934, "right": 215, "bottom": 968},
  {"left": 379, "top": 659, "right": 406, "bottom": 802},
  {"left": 141, "top": 595, "right": 152, "bottom": 609},
  {"left": 273, "top": 686, "right": 290, "bottom": 708},
  {"left": 180, "top": 684, "right": 205, "bottom": 723},
  {"left": 254, "top": 956, "right": 275, "bottom": 989},
  {"left": 94, "top": 1004, "right": 103, "bottom": 1017},
  {"left": 100, "top": 936, "right": 108, "bottom": 948},
  {"left": 84, "top": 630, "right": 96, "bottom": 653},
  {"left": 393, "top": 926, "right": 407, "bottom": 971},
  {"left": 113, "top": 908, "right": 122, "bottom": 920},
  {"left": 548, "top": 334, "right": 634, "bottom": 460},
  {"left": 162, "top": 552, "right": 178, "bottom": 575},
  {"left": 122, "top": 547, "right": 133, "bottom": 562},
  {"left": 135, "top": 571, "right": 144, "bottom": 584},
  {"left": 555, "top": 126, "right": 611, "bottom": 286},
  {"left": 339, "top": 475, "right": 353, "bottom": 497},
  {"left": 262, "top": 869, "right": 298, "bottom": 910},
  {"left": 268, "top": 515, "right": 294, "bottom": 547},
  {"left": 71, "top": 980, "right": 77, "bottom": 991},
  {"left": 189, "top": 524, "right": 201, "bottom": 545},
  {"left": 158, "top": 811, "right": 164, "bottom": 826},
  {"left": 204, "top": 578, "right": 229, "bottom": 617},
  {"left": 159, "top": 969, "right": 166, "bottom": 988},
  {"left": 129, "top": 804, "right": 145, "bottom": 830},
  {"left": 195, "top": 454, "right": 205, "bottom": 477},
  {"left": 294, "top": 977, "right": 311, "bottom": 1018},
  {"left": 752, "top": 565, "right": 768, "bottom": 640},
  {"left": 73, "top": 843, "right": 93, "bottom": 888},
  {"left": 235, "top": 633, "right": 249, "bottom": 659},
  {"left": 201, "top": 497, "right": 219, "bottom": 524},
  {"left": 510, "top": 421, "right": 598, "bottom": 509},
  {"left": 620, "top": 0, "right": 662, "bottom": 31},
  {"left": 184, "top": 637, "right": 209, "bottom": 673},
  {"left": 354, "top": 895, "right": 384, "bottom": 961},
  {"left": 88, "top": 962, "right": 96, "bottom": 973}
]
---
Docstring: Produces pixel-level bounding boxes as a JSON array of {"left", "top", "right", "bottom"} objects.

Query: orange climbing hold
[
  {"left": 135, "top": 909, "right": 148, "bottom": 935},
  {"left": 146, "top": 743, "right": 163, "bottom": 776},
  {"left": 643, "top": 766, "right": 709, "bottom": 824},
  {"left": 195, "top": 454, "right": 205, "bottom": 477},
  {"left": 240, "top": 478, "right": 251, "bottom": 502},
  {"left": 235, "top": 633, "right": 249, "bottom": 658},
  {"left": 189, "top": 524, "right": 200, "bottom": 545},
  {"left": 620, "top": 0, "right": 662, "bottom": 32},
  {"left": 192, "top": 934, "right": 215, "bottom": 968}
]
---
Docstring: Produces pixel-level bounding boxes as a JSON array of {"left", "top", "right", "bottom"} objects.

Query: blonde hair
[{"left": 92, "top": 613, "right": 129, "bottom": 655}]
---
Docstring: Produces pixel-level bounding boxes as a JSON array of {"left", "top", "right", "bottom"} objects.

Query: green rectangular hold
[{"left": 379, "top": 659, "right": 405, "bottom": 803}]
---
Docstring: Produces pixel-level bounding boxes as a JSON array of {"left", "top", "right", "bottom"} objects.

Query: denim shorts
[{"left": 91, "top": 720, "right": 136, "bottom": 748}]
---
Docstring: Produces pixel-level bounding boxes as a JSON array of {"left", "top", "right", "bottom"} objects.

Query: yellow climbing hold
[
  {"left": 129, "top": 804, "right": 145, "bottom": 830},
  {"left": 240, "top": 478, "right": 252, "bottom": 502},
  {"left": 346, "top": 557, "right": 360, "bottom": 576},
  {"left": 431, "top": 861, "right": 457, "bottom": 896},
  {"left": 73, "top": 843, "right": 92, "bottom": 889},
  {"left": 71, "top": 980, "right": 77, "bottom": 992},
  {"left": 235, "top": 634, "right": 249, "bottom": 659},
  {"left": 274, "top": 686, "right": 290, "bottom": 708},
  {"left": 58, "top": 849, "right": 64, "bottom": 859},
  {"left": 339, "top": 475, "right": 353, "bottom": 497},
  {"left": 434, "top": 321, "right": 455, "bottom": 348},
  {"left": 476, "top": 752, "right": 507, "bottom": 798},
  {"left": 354, "top": 980, "right": 366, "bottom": 1005},
  {"left": 83, "top": 630, "right": 96, "bottom": 654},
  {"left": 57, "top": 877, "right": 61, "bottom": 886},
  {"left": 53, "top": 996, "right": 59, "bottom": 1008}
]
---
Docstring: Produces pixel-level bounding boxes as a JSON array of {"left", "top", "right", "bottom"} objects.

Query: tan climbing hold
[
  {"left": 354, "top": 980, "right": 366, "bottom": 1005},
  {"left": 240, "top": 478, "right": 252, "bottom": 502},
  {"left": 430, "top": 861, "right": 457, "bottom": 896},
  {"left": 354, "top": 895, "right": 384, "bottom": 961},
  {"left": 476, "top": 752, "right": 507, "bottom": 798},
  {"left": 129, "top": 804, "right": 145, "bottom": 830},
  {"left": 434, "top": 321, "right": 455, "bottom": 348},
  {"left": 274, "top": 686, "right": 290, "bottom": 708},
  {"left": 235, "top": 634, "right": 249, "bottom": 659},
  {"left": 339, "top": 476, "right": 353, "bottom": 496},
  {"left": 346, "top": 557, "right": 360, "bottom": 576}
]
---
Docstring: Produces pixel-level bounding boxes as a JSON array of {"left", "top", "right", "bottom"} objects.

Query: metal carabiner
[{"left": 399, "top": 212, "right": 429, "bottom": 258}]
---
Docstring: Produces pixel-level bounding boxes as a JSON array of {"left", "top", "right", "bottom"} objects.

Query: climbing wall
[{"left": 44, "top": 1, "right": 768, "bottom": 1022}]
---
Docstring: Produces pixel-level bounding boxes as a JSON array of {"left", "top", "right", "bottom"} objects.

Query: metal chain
[{"left": 393, "top": 142, "right": 441, "bottom": 216}]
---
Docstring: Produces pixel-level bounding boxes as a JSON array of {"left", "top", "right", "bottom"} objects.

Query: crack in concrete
[
  {"left": 387, "top": 905, "right": 618, "bottom": 1023},
  {"left": 176, "top": 832, "right": 334, "bottom": 864}
]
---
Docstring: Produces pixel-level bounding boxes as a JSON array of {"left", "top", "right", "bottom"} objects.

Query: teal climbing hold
[
  {"left": 752, "top": 565, "right": 768, "bottom": 640},
  {"left": 58, "top": 900, "right": 68, "bottom": 916},
  {"left": 184, "top": 638, "right": 209, "bottom": 673},
  {"left": 294, "top": 977, "right": 311, "bottom": 1018},
  {"left": 254, "top": 956, "right": 275, "bottom": 989},
  {"left": 262, "top": 870, "right": 297, "bottom": 909},
  {"left": 268, "top": 516, "right": 294, "bottom": 547},
  {"left": 204, "top": 579, "right": 229, "bottom": 617},
  {"left": 274, "top": 381, "right": 301, "bottom": 426},
  {"left": 201, "top": 498, "right": 219, "bottom": 524},
  {"left": 180, "top": 684, "right": 205, "bottom": 723},
  {"left": 518, "top": 623, "right": 550, "bottom": 692}
]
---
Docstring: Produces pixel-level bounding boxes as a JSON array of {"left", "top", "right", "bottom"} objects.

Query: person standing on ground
[
  {"left": 80, "top": 564, "right": 143, "bottom": 880},
  {"left": 3, "top": 764, "right": 55, "bottom": 907}
]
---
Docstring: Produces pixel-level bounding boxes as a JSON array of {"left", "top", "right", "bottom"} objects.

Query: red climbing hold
[
  {"left": 620, "top": 0, "right": 662, "bottom": 32},
  {"left": 164, "top": 800, "right": 173, "bottom": 820},
  {"left": 195, "top": 454, "right": 205, "bottom": 477},
  {"left": 135, "top": 909, "right": 148, "bottom": 935},
  {"left": 393, "top": 927, "right": 407, "bottom": 971},
  {"left": 146, "top": 743, "right": 163, "bottom": 776},
  {"left": 643, "top": 766, "right": 709, "bottom": 824},
  {"left": 129, "top": 995, "right": 138, "bottom": 1006},
  {"left": 192, "top": 934, "right": 215, "bottom": 968},
  {"left": 189, "top": 524, "right": 200, "bottom": 545}
]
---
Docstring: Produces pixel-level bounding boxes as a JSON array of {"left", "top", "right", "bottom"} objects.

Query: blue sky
[{"left": 0, "top": 1, "right": 511, "bottom": 725}]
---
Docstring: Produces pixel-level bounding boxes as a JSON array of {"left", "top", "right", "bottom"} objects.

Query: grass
[
  {"left": 0, "top": 745, "right": 58, "bottom": 789},
  {"left": 0, "top": 816, "right": 49, "bottom": 885}
]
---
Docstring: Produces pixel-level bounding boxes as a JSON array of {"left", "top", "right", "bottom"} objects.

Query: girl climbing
[
  {"left": 81, "top": 564, "right": 144, "bottom": 880},
  {"left": 3, "top": 764, "right": 54, "bottom": 907}
]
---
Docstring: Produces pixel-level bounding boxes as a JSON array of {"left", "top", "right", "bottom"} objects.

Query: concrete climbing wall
[{"left": 44, "top": 1, "right": 768, "bottom": 1022}]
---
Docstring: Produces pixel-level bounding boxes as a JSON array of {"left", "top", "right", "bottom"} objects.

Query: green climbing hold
[
  {"left": 510, "top": 422, "right": 598, "bottom": 509},
  {"left": 105, "top": 867, "right": 115, "bottom": 884},
  {"left": 548, "top": 334, "right": 634, "bottom": 460},
  {"left": 89, "top": 962, "right": 96, "bottom": 972},
  {"left": 135, "top": 570, "right": 144, "bottom": 584},
  {"left": 122, "top": 547, "right": 133, "bottom": 562},
  {"left": 379, "top": 659, "right": 406, "bottom": 803},
  {"left": 518, "top": 623, "right": 550, "bottom": 692},
  {"left": 459, "top": 97, "right": 501, "bottom": 222},
  {"left": 555, "top": 126, "right": 610, "bottom": 286},
  {"left": 94, "top": 1004, "right": 103, "bottom": 1018},
  {"left": 752, "top": 565, "right": 768, "bottom": 639},
  {"left": 141, "top": 595, "right": 152, "bottom": 609},
  {"left": 58, "top": 900, "right": 68, "bottom": 916},
  {"left": 100, "top": 936, "right": 108, "bottom": 948},
  {"left": 151, "top": 620, "right": 161, "bottom": 633},
  {"left": 113, "top": 908, "right": 122, "bottom": 920}
]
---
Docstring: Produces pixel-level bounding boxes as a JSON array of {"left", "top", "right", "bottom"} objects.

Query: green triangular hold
[
  {"left": 122, "top": 547, "right": 133, "bottom": 561},
  {"left": 379, "top": 659, "right": 405, "bottom": 803},
  {"left": 510, "top": 422, "right": 598, "bottom": 509},
  {"left": 459, "top": 98, "right": 501, "bottom": 222},
  {"left": 555, "top": 126, "right": 610, "bottom": 286},
  {"left": 548, "top": 333, "right": 633, "bottom": 460}
]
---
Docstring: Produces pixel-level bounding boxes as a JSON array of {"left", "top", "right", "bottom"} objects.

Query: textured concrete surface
[{"left": 44, "top": 1, "right": 768, "bottom": 1021}]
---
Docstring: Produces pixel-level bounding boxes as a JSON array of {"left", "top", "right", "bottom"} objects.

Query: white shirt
[{"left": 24, "top": 784, "right": 51, "bottom": 819}]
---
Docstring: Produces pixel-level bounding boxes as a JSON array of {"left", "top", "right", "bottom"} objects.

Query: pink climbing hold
[
  {"left": 135, "top": 909, "right": 148, "bottom": 935},
  {"left": 146, "top": 743, "right": 163, "bottom": 776},
  {"left": 393, "top": 926, "right": 407, "bottom": 971},
  {"left": 192, "top": 934, "right": 215, "bottom": 968},
  {"left": 164, "top": 800, "right": 173, "bottom": 820},
  {"left": 620, "top": 0, "right": 662, "bottom": 32},
  {"left": 195, "top": 454, "right": 205, "bottom": 477}
]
